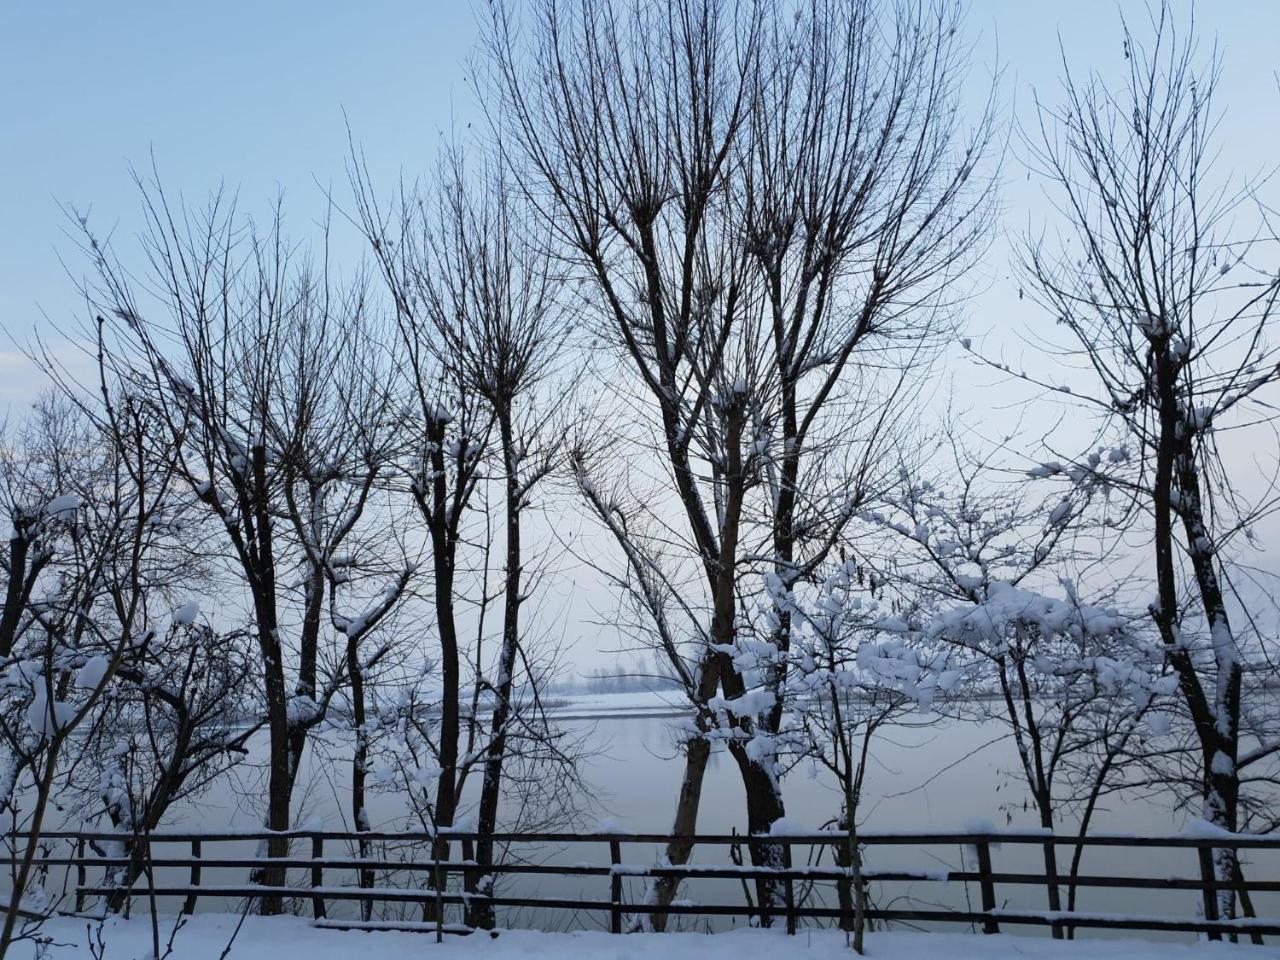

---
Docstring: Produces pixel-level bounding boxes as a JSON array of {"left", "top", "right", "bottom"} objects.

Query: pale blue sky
[{"left": 2, "top": 1, "right": 1278, "bottom": 409}]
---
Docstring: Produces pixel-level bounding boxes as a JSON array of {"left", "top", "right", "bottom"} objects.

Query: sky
[
  {"left": 3, "top": 1, "right": 1280, "bottom": 665},
  {"left": 1, "top": 0, "right": 478, "bottom": 401},
  {"left": 4, "top": 0, "right": 1279, "bottom": 401}
]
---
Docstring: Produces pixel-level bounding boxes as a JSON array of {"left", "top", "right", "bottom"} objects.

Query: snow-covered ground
[{"left": 9, "top": 915, "right": 1278, "bottom": 960}]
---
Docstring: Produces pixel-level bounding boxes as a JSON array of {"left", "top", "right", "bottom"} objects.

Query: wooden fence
[{"left": 8, "top": 828, "right": 1280, "bottom": 942}]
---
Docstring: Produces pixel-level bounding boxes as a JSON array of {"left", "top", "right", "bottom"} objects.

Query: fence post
[
  {"left": 311, "top": 834, "right": 326, "bottom": 919},
  {"left": 461, "top": 836, "right": 475, "bottom": 894},
  {"left": 461, "top": 836, "right": 477, "bottom": 927},
  {"left": 182, "top": 839, "right": 201, "bottom": 915},
  {"left": 73, "top": 838, "right": 87, "bottom": 913},
  {"left": 1197, "top": 843, "right": 1220, "bottom": 941},
  {"left": 609, "top": 839, "right": 623, "bottom": 934},
  {"left": 975, "top": 840, "right": 999, "bottom": 935},
  {"left": 784, "top": 873, "right": 797, "bottom": 935}
]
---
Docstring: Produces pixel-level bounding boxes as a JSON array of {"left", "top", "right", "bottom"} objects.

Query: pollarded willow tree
[
  {"left": 417, "top": 154, "right": 576, "bottom": 929},
  {"left": 485, "top": 0, "right": 995, "bottom": 921},
  {"left": 71, "top": 184, "right": 413, "bottom": 913},
  {"left": 349, "top": 155, "right": 491, "bottom": 861},
  {"left": 353, "top": 146, "right": 582, "bottom": 928},
  {"left": 1014, "top": 4, "right": 1280, "bottom": 922}
]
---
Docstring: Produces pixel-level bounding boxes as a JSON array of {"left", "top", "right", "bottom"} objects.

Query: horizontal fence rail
[{"left": 6, "top": 829, "right": 1279, "bottom": 942}]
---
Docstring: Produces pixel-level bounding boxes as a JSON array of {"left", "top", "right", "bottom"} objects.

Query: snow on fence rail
[{"left": 8, "top": 829, "right": 1280, "bottom": 943}]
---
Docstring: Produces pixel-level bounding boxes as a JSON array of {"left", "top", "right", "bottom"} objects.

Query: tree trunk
[
  {"left": 727, "top": 741, "right": 789, "bottom": 924},
  {"left": 650, "top": 396, "right": 791, "bottom": 927},
  {"left": 647, "top": 649, "right": 725, "bottom": 931},
  {"left": 255, "top": 658, "right": 292, "bottom": 915},
  {"left": 0, "top": 532, "right": 31, "bottom": 658},
  {"left": 240, "top": 443, "right": 294, "bottom": 915},
  {"left": 1175, "top": 455, "right": 1242, "bottom": 919},
  {"left": 470, "top": 411, "right": 523, "bottom": 930},
  {"left": 348, "top": 639, "right": 373, "bottom": 921},
  {"left": 647, "top": 731, "right": 713, "bottom": 932},
  {"left": 428, "top": 543, "right": 460, "bottom": 908},
  {"left": 417, "top": 422, "right": 465, "bottom": 917},
  {"left": 427, "top": 416, "right": 463, "bottom": 836},
  {"left": 1147, "top": 353, "right": 1240, "bottom": 927},
  {"left": 248, "top": 599, "right": 292, "bottom": 914}
]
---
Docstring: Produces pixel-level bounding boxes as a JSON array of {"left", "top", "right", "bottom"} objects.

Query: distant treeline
[{"left": 552, "top": 661, "right": 684, "bottom": 695}]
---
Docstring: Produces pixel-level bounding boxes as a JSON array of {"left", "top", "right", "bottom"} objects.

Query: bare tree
[
  {"left": 351, "top": 156, "right": 491, "bottom": 867},
  {"left": 429, "top": 159, "right": 571, "bottom": 929},
  {"left": 353, "top": 145, "right": 578, "bottom": 927},
  {"left": 486, "top": 0, "right": 995, "bottom": 923},
  {"left": 1016, "top": 4, "right": 1280, "bottom": 923},
  {"left": 738, "top": 0, "right": 995, "bottom": 728},
  {"left": 68, "top": 181, "right": 407, "bottom": 912}
]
